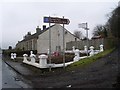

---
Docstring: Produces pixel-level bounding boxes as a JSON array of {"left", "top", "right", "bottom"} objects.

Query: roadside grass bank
[{"left": 66, "top": 48, "right": 115, "bottom": 70}]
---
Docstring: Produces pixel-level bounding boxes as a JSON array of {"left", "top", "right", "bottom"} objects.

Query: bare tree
[
  {"left": 93, "top": 24, "right": 108, "bottom": 38},
  {"left": 74, "top": 30, "right": 83, "bottom": 39}
]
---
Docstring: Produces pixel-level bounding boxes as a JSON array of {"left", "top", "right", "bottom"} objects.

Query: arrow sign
[
  {"left": 44, "top": 17, "right": 50, "bottom": 23},
  {"left": 44, "top": 17, "right": 70, "bottom": 25}
]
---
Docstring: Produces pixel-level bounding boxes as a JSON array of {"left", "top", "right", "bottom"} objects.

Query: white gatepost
[
  {"left": 89, "top": 46, "right": 94, "bottom": 56},
  {"left": 11, "top": 53, "right": 14, "bottom": 60},
  {"left": 23, "top": 54, "right": 28, "bottom": 63},
  {"left": 38, "top": 54, "right": 48, "bottom": 68},
  {"left": 30, "top": 51, "right": 36, "bottom": 63},
  {"left": 100, "top": 44, "right": 104, "bottom": 52},
  {"left": 84, "top": 45, "right": 87, "bottom": 52},
  {"left": 13, "top": 53, "right": 17, "bottom": 59},
  {"left": 72, "top": 46, "right": 75, "bottom": 52},
  {"left": 73, "top": 49, "right": 80, "bottom": 62},
  {"left": 47, "top": 49, "right": 49, "bottom": 55}
]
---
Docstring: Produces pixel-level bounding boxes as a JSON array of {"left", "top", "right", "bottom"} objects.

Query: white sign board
[{"left": 78, "top": 23, "right": 87, "bottom": 29}]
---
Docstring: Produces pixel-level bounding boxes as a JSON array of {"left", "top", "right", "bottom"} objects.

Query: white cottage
[
  {"left": 37, "top": 24, "right": 80, "bottom": 54},
  {"left": 16, "top": 24, "right": 80, "bottom": 54}
]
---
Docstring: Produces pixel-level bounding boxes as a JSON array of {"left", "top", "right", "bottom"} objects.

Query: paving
[{"left": 3, "top": 57, "right": 34, "bottom": 76}]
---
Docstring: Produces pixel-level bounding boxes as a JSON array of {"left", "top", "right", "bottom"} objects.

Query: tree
[
  {"left": 93, "top": 24, "right": 108, "bottom": 38},
  {"left": 108, "top": 7, "right": 120, "bottom": 38},
  {"left": 8, "top": 46, "right": 12, "bottom": 50},
  {"left": 74, "top": 30, "right": 83, "bottom": 39},
  {"left": 82, "top": 37, "right": 89, "bottom": 40}
]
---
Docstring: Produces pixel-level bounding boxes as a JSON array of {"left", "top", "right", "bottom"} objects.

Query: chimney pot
[
  {"left": 43, "top": 25, "right": 46, "bottom": 30},
  {"left": 36, "top": 26, "right": 41, "bottom": 33}
]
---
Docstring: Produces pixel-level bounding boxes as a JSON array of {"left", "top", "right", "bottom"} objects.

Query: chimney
[
  {"left": 27, "top": 32, "right": 31, "bottom": 36},
  {"left": 43, "top": 25, "right": 46, "bottom": 30},
  {"left": 36, "top": 26, "right": 41, "bottom": 33}
]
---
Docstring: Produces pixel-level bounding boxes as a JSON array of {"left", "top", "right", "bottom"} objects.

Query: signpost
[
  {"left": 62, "top": 16, "right": 65, "bottom": 69},
  {"left": 78, "top": 22, "right": 89, "bottom": 57},
  {"left": 44, "top": 17, "right": 70, "bottom": 24},
  {"left": 78, "top": 23, "right": 87, "bottom": 29},
  {"left": 44, "top": 16, "right": 70, "bottom": 70}
]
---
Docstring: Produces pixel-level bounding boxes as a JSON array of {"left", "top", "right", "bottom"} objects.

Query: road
[
  {"left": 0, "top": 53, "right": 2, "bottom": 89},
  {"left": 28, "top": 48, "right": 119, "bottom": 88},
  {"left": 1, "top": 53, "right": 32, "bottom": 89}
]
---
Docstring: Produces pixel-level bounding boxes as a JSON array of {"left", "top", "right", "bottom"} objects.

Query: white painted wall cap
[
  {"left": 39, "top": 54, "right": 48, "bottom": 59},
  {"left": 23, "top": 54, "right": 28, "bottom": 57}
]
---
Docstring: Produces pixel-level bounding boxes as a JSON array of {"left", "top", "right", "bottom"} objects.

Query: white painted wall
[{"left": 37, "top": 24, "right": 80, "bottom": 54}]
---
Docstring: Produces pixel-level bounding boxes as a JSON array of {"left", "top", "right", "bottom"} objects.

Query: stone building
[
  {"left": 16, "top": 24, "right": 80, "bottom": 54},
  {"left": 16, "top": 26, "right": 43, "bottom": 51}
]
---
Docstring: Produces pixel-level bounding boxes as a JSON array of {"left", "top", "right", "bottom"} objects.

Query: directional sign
[
  {"left": 78, "top": 23, "right": 87, "bottom": 29},
  {"left": 44, "top": 17, "right": 50, "bottom": 23},
  {"left": 78, "top": 23, "right": 89, "bottom": 30},
  {"left": 43, "top": 17, "right": 70, "bottom": 25}
]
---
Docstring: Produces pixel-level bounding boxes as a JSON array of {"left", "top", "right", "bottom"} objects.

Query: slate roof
[
  {"left": 17, "top": 24, "right": 80, "bottom": 45},
  {"left": 20, "top": 25, "right": 55, "bottom": 42}
]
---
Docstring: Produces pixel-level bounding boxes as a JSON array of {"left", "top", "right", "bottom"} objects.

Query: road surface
[
  {"left": 27, "top": 48, "right": 119, "bottom": 88},
  {"left": 1, "top": 54, "right": 32, "bottom": 89},
  {"left": 0, "top": 53, "right": 2, "bottom": 89}
]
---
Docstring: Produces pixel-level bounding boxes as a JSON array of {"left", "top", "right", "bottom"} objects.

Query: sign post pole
[
  {"left": 49, "top": 16, "right": 51, "bottom": 71},
  {"left": 63, "top": 16, "right": 65, "bottom": 68},
  {"left": 78, "top": 22, "right": 89, "bottom": 57},
  {"left": 85, "top": 22, "right": 89, "bottom": 57},
  {"left": 43, "top": 16, "right": 70, "bottom": 69}
]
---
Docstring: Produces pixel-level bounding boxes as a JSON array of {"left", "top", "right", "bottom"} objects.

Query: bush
[
  {"left": 2, "top": 49, "right": 37, "bottom": 57},
  {"left": 47, "top": 54, "right": 74, "bottom": 64}
]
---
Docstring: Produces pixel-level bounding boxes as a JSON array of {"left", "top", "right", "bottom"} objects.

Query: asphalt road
[
  {"left": 0, "top": 54, "right": 2, "bottom": 89},
  {"left": 1, "top": 56, "right": 32, "bottom": 89},
  {"left": 26, "top": 48, "right": 119, "bottom": 88}
]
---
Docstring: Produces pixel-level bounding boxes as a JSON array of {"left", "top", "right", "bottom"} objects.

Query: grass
[{"left": 67, "top": 48, "right": 115, "bottom": 70}]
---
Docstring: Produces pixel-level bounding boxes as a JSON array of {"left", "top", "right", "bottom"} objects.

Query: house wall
[
  {"left": 16, "top": 38, "right": 37, "bottom": 51},
  {"left": 37, "top": 24, "right": 80, "bottom": 54},
  {"left": 16, "top": 24, "right": 80, "bottom": 54}
]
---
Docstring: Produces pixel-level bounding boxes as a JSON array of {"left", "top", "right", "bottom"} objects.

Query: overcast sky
[{"left": 0, "top": 0, "right": 119, "bottom": 49}]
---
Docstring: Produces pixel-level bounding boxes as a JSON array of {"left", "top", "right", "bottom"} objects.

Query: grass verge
[{"left": 66, "top": 48, "right": 115, "bottom": 70}]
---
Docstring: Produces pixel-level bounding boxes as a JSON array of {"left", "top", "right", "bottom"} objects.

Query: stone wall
[{"left": 66, "top": 38, "right": 104, "bottom": 50}]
